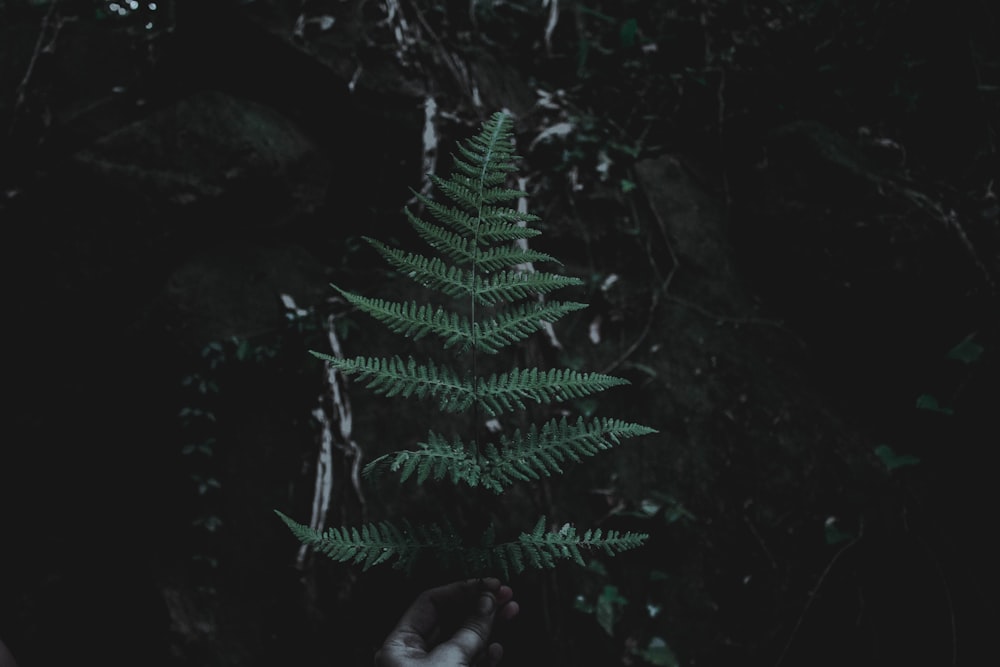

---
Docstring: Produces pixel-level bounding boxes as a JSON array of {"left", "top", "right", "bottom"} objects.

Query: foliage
[
  {"left": 572, "top": 558, "right": 682, "bottom": 666},
  {"left": 276, "top": 111, "right": 655, "bottom": 577}
]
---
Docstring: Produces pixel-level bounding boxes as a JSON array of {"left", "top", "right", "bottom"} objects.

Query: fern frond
[
  {"left": 474, "top": 246, "right": 562, "bottom": 272},
  {"left": 452, "top": 148, "right": 516, "bottom": 182},
  {"left": 365, "top": 431, "right": 479, "bottom": 486},
  {"left": 474, "top": 270, "right": 583, "bottom": 306},
  {"left": 279, "top": 111, "right": 656, "bottom": 578},
  {"left": 475, "top": 220, "right": 544, "bottom": 244},
  {"left": 456, "top": 111, "right": 519, "bottom": 177},
  {"left": 476, "top": 368, "right": 630, "bottom": 416},
  {"left": 366, "top": 417, "right": 657, "bottom": 494},
  {"left": 430, "top": 170, "right": 537, "bottom": 208},
  {"left": 332, "top": 288, "right": 471, "bottom": 350},
  {"left": 274, "top": 511, "right": 461, "bottom": 572},
  {"left": 407, "top": 195, "right": 478, "bottom": 237},
  {"left": 478, "top": 205, "right": 541, "bottom": 227},
  {"left": 480, "top": 186, "right": 534, "bottom": 204},
  {"left": 475, "top": 301, "right": 588, "bottom": 353},
  {"left": 410, "top": 194, "right": 540, "bottom": 242},
  {"left": 365, "top": 239, "right": 471, "bottom": 299},
  {"left": 428, "top": 174, "right": 485, "bottom": 212},
  {"left": 408, "top": 214, "right": 557, "bottom": 271},
  {"left": 331, "top": 288, "right": 584, "bottom": 354},
  {"left": 309, "top": 353, "right": 474, "bottom": 412},
  {"left": 480, "top": 416, "right": 658, "bottom": 490},
  {"left": 367, "top": 238, "right": 581, "bottom": 305},
  {"left": 472, "top": 517, "right": 649, "bottom": 578}
]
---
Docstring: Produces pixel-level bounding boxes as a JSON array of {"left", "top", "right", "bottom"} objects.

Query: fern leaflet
[
  {"left": 365, "top": 417, "right": 657, "bottom": 494},
  {"left": 472, "top": 516, "right": 649, "bottom": 579},
  {"left": 476, "top": 368, "right": 629, "bottom": 415},
  {"left": 309, "top": 354, "right": 475, "bottom": 412},
  {"left": 275, "top": 511, "right": 463, "bottom": 573}
]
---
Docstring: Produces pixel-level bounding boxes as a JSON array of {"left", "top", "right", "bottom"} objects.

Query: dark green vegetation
[
  {"left": 1, "top": 1, "right": 996, "bottom": 666},
  {"left": 277, "top": 111, "right": 654, "bottom": 577}
]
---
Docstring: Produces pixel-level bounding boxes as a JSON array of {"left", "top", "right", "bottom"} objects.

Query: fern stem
[{"left": 472, "top": 113, "right": 505, "bottom": 461}]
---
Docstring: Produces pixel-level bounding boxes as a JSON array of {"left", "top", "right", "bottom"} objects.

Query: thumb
[{"left": 444, "top": 590, "right": 498, "bottom": 660}]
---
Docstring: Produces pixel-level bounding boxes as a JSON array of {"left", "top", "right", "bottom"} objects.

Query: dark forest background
[{"left": 1, "top": 1, "right": 997, "bottom": 666}]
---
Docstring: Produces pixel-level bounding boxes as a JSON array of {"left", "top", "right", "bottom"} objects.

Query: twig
[
  {"left": 404, "top": 0, "right": 479, "bottom": 110},
  {"left": 9, "top": 1, "right": 76, "bottom": 137},
  {"left": 892, "top": 183, "right": 997, "bottom": 298},
  {"left": 744, "top": 511, "right": 779, "bottom": 571},
  {"left": 600, "top": 189, "right": 673, "bottom": 373},
  {"left": 913, "top": 530, "right": 958, "bottom": 667},
  {"left": 600, "top": 288, "right": 659, "bottom": 375},
  {"left": 774, "top": 527, "right": 863, "bottom": 667},
  {"left": 665, "top": 293, "right": 806, "bottom": 344}
]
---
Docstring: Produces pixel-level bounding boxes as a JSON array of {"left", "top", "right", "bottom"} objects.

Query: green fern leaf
[
  {"left": 273, "top": 511, "right": 461, "bottom": 572},
  {"left": 365, "top": 431, "right": 478, "bottom": 486},
  {"left": 480, "top": 186, "right": 534, "bottom": 204},
  {"left": 309, "top": 353, "right": 474, "bottom": 412},
  {"left": 332, "top": 288, "right": 472, "bottom": 349},
  {"left": 368, "top": 236, "right": 579, "bottom": 305},
  {"left": 451, "top": 152, "right": 516, "bottom": 182},
  {"left": 474, "top": 219, "right": 545, "bottom": 244},
  {"left": 432, "top": 170, "right": 529, "bottom": 207},
  {"left": 468, "top": 517, "right": 649, "bottom": 578},
  {"left": 332, "top": 288, "right": 584, "bottom": 354},
  {"left": 366, "top": 417, "right": 656, "bottom": 494},
  {"left": 409, "top": 213, "right": 558, "bottom": 271},
  {"left": 481, "top": 416, "right": 658, "bottom": 490},
  {"left": 476, "top": 368, "right": 630, "bottom": 416},
  {"left": 365, "top": 239, "right": 472, "bottom": 299},
  {"left": 473, "top": 270, "right": 583, "bottom": 306},
  {"left": 409, "top": 194, "right": 541, "bottom": 244},
  {"left": 475, "top": 301, "right": 588, "bottom": 353},
  {"left": 405, "top": 196, "right": 480, "bottom": 238}
]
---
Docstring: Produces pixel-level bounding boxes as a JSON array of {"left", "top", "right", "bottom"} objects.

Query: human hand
[{"left": 375, "top": 577, "right": 520, "bottom": 667}]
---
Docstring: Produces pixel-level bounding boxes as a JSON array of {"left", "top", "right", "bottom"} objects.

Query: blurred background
[{"left": 1, "top": 1, "right": 997, "bottom": 665}]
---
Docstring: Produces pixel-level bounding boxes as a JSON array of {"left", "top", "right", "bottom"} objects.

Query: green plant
[{"left": 276, "top": 111, "right": 656, "bottom": 577}]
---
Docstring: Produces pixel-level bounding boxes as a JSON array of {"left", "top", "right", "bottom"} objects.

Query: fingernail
[{"left": 478, "top": 592, "right": 496, "bottom": 615}]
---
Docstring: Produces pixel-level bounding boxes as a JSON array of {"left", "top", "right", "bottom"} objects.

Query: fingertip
[
  {"left": 500, "top": 599, "right": 520, "bottom": 621},
  {"left": 496, "top": 584, "right": 514, "bottom": 604},
  {"left": 481, "top": 576, "right": 502, "bottom": 590},
  {"left": 487, "top": 642, "right": 504, "bottom": 666}
]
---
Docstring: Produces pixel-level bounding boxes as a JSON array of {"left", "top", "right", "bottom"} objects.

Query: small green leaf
[
  {"left": 874, "top": 444, "right": 921, "bottom": 471},
  {"left": 620, "top": 18, "right": 638, "bottom": 48},
  {"left": 946, "top": 338, "right": 984, "bottom": 364},
  {"left": 609, "top": 141, "right": 641, "bottom": 158},
  {"left": 915, "top": 394, "right": 954, "bottom": 415},
  {"left": 620, "top": 178, "right": 638, "bottom": 193},
  {"left": 638, "top": 636, "right": 679, "bottom": 666},
  {"left": 595, "top": 584, "right": 627, "bottom": 635}
]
